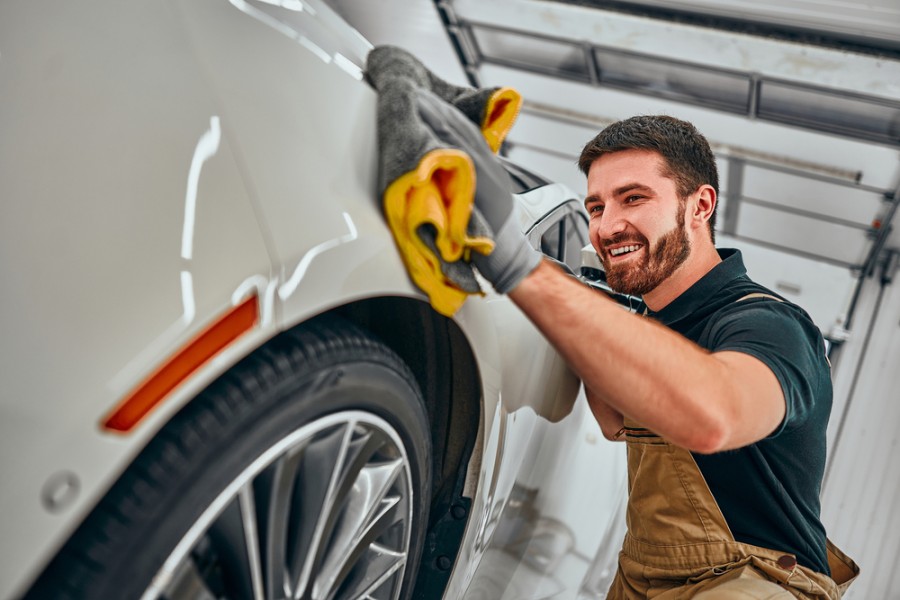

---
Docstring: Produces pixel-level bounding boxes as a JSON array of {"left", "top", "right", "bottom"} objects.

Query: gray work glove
[{"left": 415, "top": 89, "right": 542, "bottom": 294}]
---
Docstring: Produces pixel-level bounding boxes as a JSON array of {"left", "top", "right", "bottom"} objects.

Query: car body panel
[
  {"left": 0, "top": 1, "right": 279, "bottom": 595},
  {"left": 0, "top": 1, "right": 626, "bottom": 598}
]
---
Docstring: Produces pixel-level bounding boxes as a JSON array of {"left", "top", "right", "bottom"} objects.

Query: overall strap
[{"left": 736, "top": 292, "right": 783, "bottom": 303}]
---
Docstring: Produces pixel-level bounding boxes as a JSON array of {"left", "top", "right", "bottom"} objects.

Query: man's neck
[{"left": 642, "top": 243, "right": 722, "bottom": 312}]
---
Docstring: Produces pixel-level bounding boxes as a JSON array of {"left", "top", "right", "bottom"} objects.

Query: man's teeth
[{"left": 610, "top": 245, "right": 640, "bottom": 257}]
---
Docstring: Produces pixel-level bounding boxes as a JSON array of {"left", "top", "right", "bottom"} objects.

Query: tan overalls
[{"left": 605, "top": 419, "right": 859, "bottom": 599}]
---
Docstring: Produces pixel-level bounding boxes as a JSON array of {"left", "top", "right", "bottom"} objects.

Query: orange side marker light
[{"left": 102, "top": 294, "right": 259, "bottom": 432}]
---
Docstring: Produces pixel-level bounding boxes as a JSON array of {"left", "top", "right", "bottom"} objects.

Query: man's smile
[{"left": 608, "top": 244, "right": 643, "bottom": 259}]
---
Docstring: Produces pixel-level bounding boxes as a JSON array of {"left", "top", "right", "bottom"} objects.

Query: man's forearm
[{"left": 508, "top": 260, "right": 783, "bottom": 452}]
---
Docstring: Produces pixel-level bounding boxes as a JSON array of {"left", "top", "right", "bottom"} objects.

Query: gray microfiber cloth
[
  {"left": 366, "top": 45, "right": 506, "bottom": 186},
  {"left": 365, "top": 45, "right": 523, "bottom": 315}
]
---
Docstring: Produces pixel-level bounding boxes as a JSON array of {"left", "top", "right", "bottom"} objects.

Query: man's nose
[{"left": 593, "top": 205, "right": 627, "bottom": 240}]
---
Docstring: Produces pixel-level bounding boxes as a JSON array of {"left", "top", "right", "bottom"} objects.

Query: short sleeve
[{"left": 706, "top": 300, "right": 828, "bottom": 438}]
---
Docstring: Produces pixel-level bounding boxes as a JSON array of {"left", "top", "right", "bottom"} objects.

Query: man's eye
[
  {"left": 589, "top": 205, "right": 604, "bottom": 214},
  {"left": 625, "top": 195, "right": 642, "bottom": 203}
]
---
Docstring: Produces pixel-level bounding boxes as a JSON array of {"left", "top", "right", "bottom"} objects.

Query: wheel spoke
[
  {"left": 326, "top": 545, "right": 406, "bottom": 600},
  {"left": 203, "top": 499, "right": 256, "bottom": 599},
  {"left": 238, "top": 484, "right": 266, "bottom": 600},
  {"left": 313, "top": 459, "right": 405, "bottom": 599},
  {"left": 159, "top": 555, "right": 218, "bottom": 600},
  {"left": 292, "top": 421, "right": 357, "bottom": 598},
  {"left": 255, "top": 445, "right": 307, "bottom": 599}
]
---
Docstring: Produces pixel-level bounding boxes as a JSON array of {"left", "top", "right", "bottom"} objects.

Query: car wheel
[{"left": 26, "top": 315, "right": 432, "bottom": 600}]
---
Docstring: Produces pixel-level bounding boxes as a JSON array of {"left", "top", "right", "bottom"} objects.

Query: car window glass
[{"left": 540, "top": 211, "right": 588, "bottom": 273}]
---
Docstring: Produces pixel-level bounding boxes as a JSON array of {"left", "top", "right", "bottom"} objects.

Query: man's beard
[{"left": 600, "top": 207, "right": 691, "bottom": 296}]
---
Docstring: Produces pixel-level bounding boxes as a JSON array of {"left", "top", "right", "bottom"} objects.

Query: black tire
[{"left": 26, "top": 315, "right": 432, "bottom": 600}]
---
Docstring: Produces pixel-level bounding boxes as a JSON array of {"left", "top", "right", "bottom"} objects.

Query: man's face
[{"left": 584, "top": 149, "right": 691, "bottom": 296}]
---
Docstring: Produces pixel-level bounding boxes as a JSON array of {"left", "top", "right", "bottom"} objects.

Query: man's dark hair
[{"left": 578, "top": 115, "right": 719, "bottom": 241}]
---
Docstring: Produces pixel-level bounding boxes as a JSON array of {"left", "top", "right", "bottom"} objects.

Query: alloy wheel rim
[{"left": 141, "top": 410, "right": 415, "bottom": 600}]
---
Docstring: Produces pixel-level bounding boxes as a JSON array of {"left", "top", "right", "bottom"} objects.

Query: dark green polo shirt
[{"left": 646, "top": 248, "right": 832, "bottom": 575}]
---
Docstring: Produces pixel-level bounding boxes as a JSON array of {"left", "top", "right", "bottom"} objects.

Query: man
[
  {"left": 510, "top": 116, "right": 858, "bottom": 599},
  {"left": 416, "top": 97, "right": 857, "bottom": 598}
]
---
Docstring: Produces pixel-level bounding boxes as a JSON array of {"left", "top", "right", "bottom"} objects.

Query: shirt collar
[{"left": 646, "top": 248, "right": 746, "bottom": 325}]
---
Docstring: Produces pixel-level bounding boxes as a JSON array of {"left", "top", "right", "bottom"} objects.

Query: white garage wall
[{"left": 822, "top": 262, "right": 900, "bottom": 600}]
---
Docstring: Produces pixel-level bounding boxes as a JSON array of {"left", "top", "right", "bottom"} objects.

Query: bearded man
[
  {"left": 520, "top": 116, "right": 859, "bottom": 599},
  {"left": 415, "top": 97, "right": 859, "bottom": 598}
]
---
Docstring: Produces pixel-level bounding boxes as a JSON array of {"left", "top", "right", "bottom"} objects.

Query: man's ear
[{"left": 691, "top": 185, "right": 717, "bottom": 230}]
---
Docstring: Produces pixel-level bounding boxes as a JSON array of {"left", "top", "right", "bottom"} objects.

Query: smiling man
[
  {"left": 415, "top": 99, "right": 857, "bottom": 598},
  {"left": 509, "top": 116, "right": 858, "bottom": 599}
]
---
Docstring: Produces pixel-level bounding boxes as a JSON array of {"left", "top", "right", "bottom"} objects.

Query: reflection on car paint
[
  {"left": 254, "top": 0, "right": 312, "bottom": 14},
  {"left": 182, "top": 116, "right": 221, "bottom": 262},
  {"left": 279, "top": 211, "right": 358, "bottom": 299},
  {"left": 106, "top": 116, "right": 223, "bottom": 395},
  {"left": 229, "top": 0, "right": 365, "bottom": 80},
  {"left": 232, "top": 274, "right": 279, "bottom": 327},
  {"left": 181, "top": 115, "right": 222, "bottom": 325},
  {"left": 179, "top": 271, "right": 196, "bottom": 325},
  {"left": 460, "top": 394, "right": 628, "bottom": 599},
  {"left": 229, "top": 0, "right": 330, "bottom": 63}
]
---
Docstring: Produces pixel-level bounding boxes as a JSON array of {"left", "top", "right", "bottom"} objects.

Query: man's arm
[
  {"left": 408, "top": 93, "right": 783, "bottom": 451},
  {"left": 585, "top": 386, "right": 625, "bottom": 441},
  {"left": 510, "top": 260, "right": 785, "bottom": 453}
]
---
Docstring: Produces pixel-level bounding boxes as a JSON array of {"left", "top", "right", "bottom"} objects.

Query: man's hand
[{"left": 415, "top": 89, "right": 542, "bottom": 294}]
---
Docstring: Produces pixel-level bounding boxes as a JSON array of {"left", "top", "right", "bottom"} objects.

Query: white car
[{"left": 0, "top": 1, "right": 628, "bottom": 598}]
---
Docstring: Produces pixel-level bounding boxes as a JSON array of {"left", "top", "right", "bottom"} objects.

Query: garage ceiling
[
  {"left": 451, "top": 2, "right": 900, "bottom": 147},
  {"left": 548, "top": 0, "right": 900, "bottom": 54}
]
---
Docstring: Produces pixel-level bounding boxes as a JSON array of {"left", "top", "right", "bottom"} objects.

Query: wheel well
[{"left": 331, "top": 297, "right": 482, "bottom": 519}]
